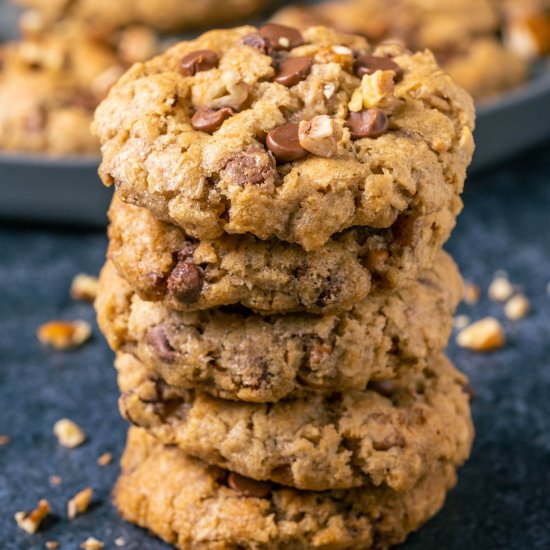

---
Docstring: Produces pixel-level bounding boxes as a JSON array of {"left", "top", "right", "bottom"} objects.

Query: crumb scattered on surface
[
  {"left": 71, "top": 274, "right": 99, "bottom": 301},
  {"left": 80, "top": 537, "right": 104, "bottom": 550},
  {"left": 0, "top": 435, "right": 10, "bottom": 445},
  {"left": 114, "top": 537, "right": 126, "bottom": 547},
  {"left": 14, "top": 499, "right": 50, "bottom": 534},
  {"left": 97, "top": 452, "right": 113, "bottom": 466},
  {"left": 46, "top": 542, "right": 59, "bottom": 549},
  {"left": 53, "top": 419, "right": 86, "bottom": 448},
  {"left": 463, "top": 282, "right": 481, "bottom": 305},
  {"left": 67, "top": 487, "right": 93, "bottom": 520},
  {"left": 488, "top": 276, "right": 514, "bottom": 302},
  {"left": 454, "top": 315, "right": 471, "bottom": 330},
  {"left": 37, "top": 320, "right": 92, "bottom": 349},
  {"left": 505, "top": 294, "right": 530, "bottom": 320},
  {"left": 456, "top": 317, "right": 505, "bottom": 351},
  {"left": 49, "top": 475, "right": 62, "bottom": 486}
]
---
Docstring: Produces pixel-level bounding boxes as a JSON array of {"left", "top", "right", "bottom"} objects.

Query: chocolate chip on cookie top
[
  {"left": 179, "top": 49, "right": 219, "bottom": 76},
  {"left": 257, "top": 23, "right": 304, "bottom": 50}
]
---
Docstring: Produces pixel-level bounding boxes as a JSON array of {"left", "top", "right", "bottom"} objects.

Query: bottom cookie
[{"left": 115, "top": 427, "right": 459, "bottom": 550}]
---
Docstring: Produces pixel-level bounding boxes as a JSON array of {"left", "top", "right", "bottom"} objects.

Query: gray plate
[{"left": 1, "top": 1, "right": 550, "bottom": 226}]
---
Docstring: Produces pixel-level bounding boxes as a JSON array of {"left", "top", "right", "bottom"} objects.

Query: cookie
[
  {"left": 16, "top": 0, "right": 270, "bottom": 33},
  {"left": 116, "top": 352, "right": 474, "bottom": 491},
  {"left": 273, "top": 0, "right": 528, "bottom": 100},
  {"left": 114, "top": 426, "right": 460, "bottom": 550},
  {"left": 97, "top": 251, "right": 462, "bottom": 402},
  {"left": 106, "top": 193, "right": 461, "bottom": 315},
  {"left": 94, "top": 25, "right": 474, "bottom": 250},
  {"left": 0, "top": 15, "right": 161, "bottom": 155}
]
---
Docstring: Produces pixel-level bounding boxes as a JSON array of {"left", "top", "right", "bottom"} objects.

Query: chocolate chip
[
  {"left": 191, "top": 106, "right": 234, "bottom": 133},
  {"left": 227, "top": 472, "right": 273, "bottom": 497},
  {"left": 316, "top": 278, "right": 343, "bottom": 307},
  {"left": 275, "top": 56, "right": 313, "bottom": 87},
  {"left": 266, "top": 123, "right": 307, "bottom": 162},
  {"left": 179, "top": 49, "right": 219, "bottom": 76},
  {"left": 354, "top": 54, "right": 403, "bottom": 80},
  {"left": 145, "top": 323, "right": 177, "bottom": 363},
  {"left": 345, "top": 109, "right": 388, "bottom": 139},
  {"left": 259, "top": 23, "right": 304, "bottom": 51},
  {"left": 223, "top": 146, "right": 275, "bottom": 186},
  {"left": 242, "top": 33, "right": 272, "bottom": 55},
  {"left": 368, "top": 379, "right": 399, "bottom": 397},
  {"left": 167, "top": 247, "right": 203, "bottom": 304}
]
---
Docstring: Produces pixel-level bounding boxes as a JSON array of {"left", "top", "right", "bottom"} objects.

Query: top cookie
[
  {"left": 16, "top": 0, "right": 270, "bottom": 33},
  {"left": 94, "top": 25, "right": 475, "bottom": 250}
]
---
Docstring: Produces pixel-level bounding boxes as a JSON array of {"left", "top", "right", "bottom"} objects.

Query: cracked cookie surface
[
  {"left": 97, "top": 251, "right": 462, "bottom": 402},
  {"left": 106, "top": 193, "right": 461, "bottom": 314},
  {"left": 115, "top": 352, "right": 474, "bottom": 491},
  {"left": 114, "top": 427, "right": 460, "bottom": 550},
  {"left": 94, "top": 25, "right": 474, "bottom": 250}
]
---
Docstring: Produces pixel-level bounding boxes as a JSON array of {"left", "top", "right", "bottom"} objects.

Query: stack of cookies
[{"left": 94, "top": 23, "right": 476, "bottom": 549}]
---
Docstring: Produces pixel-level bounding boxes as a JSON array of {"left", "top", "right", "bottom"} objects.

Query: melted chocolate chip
[
  {"left": 266, "top": 122, "right": 307, "bottom": 162},
  {"left": 354, "top": 54, "right": 403, "bottom": 80},
  {"left": 179, "top": 49, "right": 219, "bottom": 76},
  {"left": 223, "top": 146, "right": 275, "bottom": 186},
  {"left": 145, "top": 323, "right": 178, "bottom": 363},
  {"left": 345, "top": 109, "right": 388, "bottom": 139},
  {"left": 275, "top": 56, "right": 313, "bottom": 87},
  {"left": 167, "top": 247, "right": 203, "bottom": 304},
  {"left": 242, "top": 32, "right": 272, "bottom": 55},
  {"left": 191, "top": 106, "right": 234, "bottom": 133},
  {"left": 227, "top": 472, "right": 273, "bottom": 497},
  {"left": 259, "top": 23, "right": 304, "bottom": 51}
]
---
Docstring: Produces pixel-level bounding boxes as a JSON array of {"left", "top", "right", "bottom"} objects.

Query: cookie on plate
[
  {"left": 94, "top": 25, "right": 474, "bottom": 250},
  {"left": 114, "top": 426, "right": 461, "bottom": 550},
  {"left": 106, "top": 193, "right": 461, "bottom": 315},
  {"left": 97, "top": 252, "right": 462, "bottom": 402},
  {"left": 116, "top": 352, "right": 474, "bottom": 491},
  {"left": 16, "top": 0, "right": 271, "bottom": 33}
]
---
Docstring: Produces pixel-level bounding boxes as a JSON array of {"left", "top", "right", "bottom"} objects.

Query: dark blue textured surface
[{"left": 1, "top": 143, "right": 550, "bottom": 550}]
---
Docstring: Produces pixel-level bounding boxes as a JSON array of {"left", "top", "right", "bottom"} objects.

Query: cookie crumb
[
  {"left": 504, "top": 294, "right": 530, "bottom": 320},
  {"left": 46, "top": 542, "right": 59, "bottom": 549},
  {"left": 456, "top": 317, "right": 505, "bottom": 351},
  {"left": 488, "top": 276, "right": 514, "bottom": 302},
  {"left": 53, "top": 419, "right": 86, "bottom": 448},
  {"left": 15, "top": 499, "right": 50, "bottom": 534},
  {"left": 70, "top": 274, "right": 99, "bottom": 301},
  {"left": 37, "top": 320, "right": 92, "bottom": 349},
  {"left": 454, "top": 315, "right": 470, "bottom": 330},
  {"left": 114, "top": 537, "right": 126, "bottom": 547},
  {"left": 463, "top": 282, "right": 481, "bottom": 305},
  {"left": 0, "top": 435, "right": 10, "bottom": 445},
  {"left": 68, "top": 487, "right": 93, "bottom": 519},
  {"left": 80, "top": 538, "right": 104, "bottom": 550},
  {"left": 97, "top": 452, "right": 112, "bottom": 466},
  {"left": 49, "top": 475, "right": 62, "bottom": 486}
]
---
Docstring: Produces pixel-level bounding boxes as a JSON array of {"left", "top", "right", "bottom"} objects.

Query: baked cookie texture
[
  {"left": 15, "top": 0, "right": 270, "bottom": 33},
  {"left": 97, "top": 252, "right": 462, "bottom": 402},
  {"left": 114, "top": 426, "right": 460, "bottom": 550},
  {"left": 116, "top": 352, "right": 474, "bottom": 491},
  {"left": 107, "top": 194, "right": 461, "bottom": 315},
  {"left": 94, "top": 25, "right": 475, "bottom": 250},
  {"left": 273, "top": 0, "right": 529, "bottom": 101},
  {"left": 0, "top": 15, "right": 161, "bottom": 155}
]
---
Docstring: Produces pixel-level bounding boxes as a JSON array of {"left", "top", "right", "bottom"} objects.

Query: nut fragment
[
  {"left": 0, "top": 435, "right": 9, "bottom": 445},
  {"left": 53, "top": 418, "right": 86, "bottom": 448},
  {"left": 15, "top": 499, "right": 50, "bottom": 534},
  {"left": 97, "top": 452, "right": 113, "bottom": 466},
  {"left": 68, "top": 487, "right": 93, "bottom": 519},
  {"left": 454, "top": 315, "right": 471, "bottom": 330},
  {"left": 298, "top": 115, "right": 343, "bottom": 158},
  {"left": 114, "top": 537, "right": 126, "bottom": 547},
  {"left": 70, "top": 274, "right": 99, "bottom": 301},
  {"left": 81, "top": 538, "right": 104, "bottom": 550},
  {"left": 488, "top": 276, "right": 514, "bottom": 302},
  {"left": 349, "top": 70, "right": 395, "bottom": 111},
  {"left": 463, "top": 282, "right": 481, "bottom": 305},
  {"left": 456, "top": 317, "right": 505, "bottom": 352},
  {"left": 37, "top": 320, "right": 92, "bottom": 349},
  {"left": 504, "top": 294, "right": 530, "bottom": 320}
]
